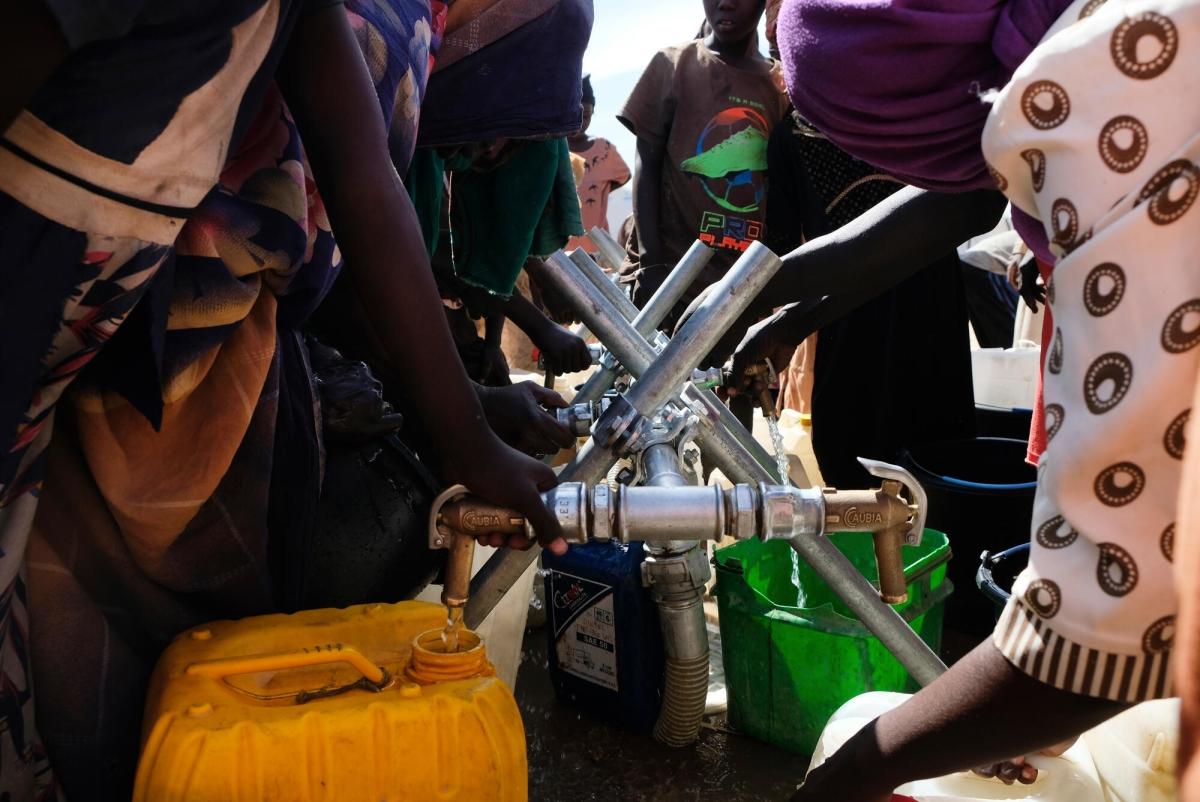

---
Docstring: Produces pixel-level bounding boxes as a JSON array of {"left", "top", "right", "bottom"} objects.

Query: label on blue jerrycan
[
  {"left": 549, "top": 570, "right": 619, "bottom": 689},
  {"left": 543, "top": 542, "right": 664, "bottom": 732}
]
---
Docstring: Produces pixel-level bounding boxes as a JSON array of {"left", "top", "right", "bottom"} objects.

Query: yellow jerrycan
[{"left": 133, "top": 600, "right": 527, "bottom": 801}]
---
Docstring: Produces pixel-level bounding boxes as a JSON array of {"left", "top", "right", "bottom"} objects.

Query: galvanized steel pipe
[
  {"left": 635, "top": 240, "right": 714, "bottom": 337},
  {"left": 470, "top": 249, "right": 948, "bottom": 686},
  {"left": 593, "top": 242, "right": 943, "bottom": 680},
  {"left": 568, "top": 249, "right": 641, "bottom": 323},
  {"left": 572, "top": 241, "right": 716, "bottom": 405},
  {"left": 469, "top": 246, "right": 782, "bottom": 627},
  {"left": 587, "top": 227, "right": 628, "bottom": 274},
  {"left": 571, "top": 363, "right": 624, "bottom": 406},
  {"left": 527, "top": 254, "right": 656, "bottom": 405},
  {"left": 681, "top": 383, "right": 787, "bottom": 485},
  {"left": 467, "top": 253, "right": 659, "bottom": 628},
  {"left": 640, "top": 444, "right": 709, "bottom": 747},
  {"left": 621, "top": 242, "right": 781, "bottom": 419}
]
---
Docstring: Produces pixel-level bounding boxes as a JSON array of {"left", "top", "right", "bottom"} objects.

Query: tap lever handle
[{"left": 856, "top": 457, "right": 927, "bottom": 548}]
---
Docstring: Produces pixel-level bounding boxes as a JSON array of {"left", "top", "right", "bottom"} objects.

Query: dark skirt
[{"left": 811, "top": 252, "right": 977, "bottom": 488}]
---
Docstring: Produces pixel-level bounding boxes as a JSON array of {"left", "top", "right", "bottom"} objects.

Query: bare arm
[
  {"left": 794, "top": 641, "right": 1127, "bottom": 801},
  {"left": 477, "top": 311, "right": 511, "bottom": 386},
  {"left": 714, "top": 186, "right": 1006, "bottom": 376},
  {"left": 631, "top": 137, "right": 666, "bottom": 268},
  {"left": 503, "top": 293, "right": 549, "bottom": 337},
  {"left": 484, "top": 312, "right": 505, "bottom": 350},
  {"left": 0, "top": 0, "right": 68, "bottom": 133},
  {"left": 505, "top": 292, "right": 591, "bottom": 374},
  {"left": 277, "top": 6, "right": 563, "bottom": 546},
  {"left": 770, "top": 186, "right": 1006, "bottom": 303}
]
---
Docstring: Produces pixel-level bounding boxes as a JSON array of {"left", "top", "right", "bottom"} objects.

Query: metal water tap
[
  {"left": 759, "top": 459, "right": 928, "bottom": 604},
  {"left": 426, "top": 484, "right": 498, "bottom": 614},
  {"left": 428, "top": 458, "right": 928, "bottom": 604},
  {"left": 723, "top": 360, "right": 777, "bottom": 416},
  {"left": 821, "top": 460, "right": 927, "bottom": 603}
]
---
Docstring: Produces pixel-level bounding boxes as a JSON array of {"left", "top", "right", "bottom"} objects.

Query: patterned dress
[
  {"left": 16, "top": 1, "right": 447, "bottom": 796},
  {"left": 984, "top": 0, "right": 1200, "bottom": 701},
  {"left": 0, "top": 1, "right": 377, "bottom": 796}
]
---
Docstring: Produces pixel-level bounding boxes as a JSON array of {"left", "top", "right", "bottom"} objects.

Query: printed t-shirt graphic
[
  {"left": 618, "top": 39, "right": 788, "bottom": 292},
  {"left": 681, "top": 105, "right": 771, "bottom": 249}
]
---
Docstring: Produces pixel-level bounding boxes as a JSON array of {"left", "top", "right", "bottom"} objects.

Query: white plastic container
[
  {"left": 1082, "top": 699, "right": 1179, "bottom": 802},
  {"left": 750, "top": 408, "right": 824, "bottom": 488},
  {"left": 810, "top": 692, "right": 1105, "bottom": 802},
  {"left": 971, "top": 341, "right": 1040, "bottom": 410},
  {"left": 778, "top": 409, "right": 824, "bottom": 487}
]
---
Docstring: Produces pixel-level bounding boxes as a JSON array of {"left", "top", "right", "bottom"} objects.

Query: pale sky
[{"left": 582, "top": 0, "right": 770, "bottom": 230}]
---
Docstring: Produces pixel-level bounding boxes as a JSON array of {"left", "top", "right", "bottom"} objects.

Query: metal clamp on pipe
[{"left": 591, "top": 395, "right": 651, "bottom": 456}]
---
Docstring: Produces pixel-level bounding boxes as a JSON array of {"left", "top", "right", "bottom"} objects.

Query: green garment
[
  {"left": 405, "top": 147, "right": 450, "bottom": 260},
  {"left": 449, "top": 138, "right": 583, "bottom": 300},
  {"left": 529, "top": 138, "right": 585, "bottom": 260}
]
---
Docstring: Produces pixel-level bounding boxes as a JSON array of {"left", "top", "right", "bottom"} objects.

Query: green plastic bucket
[{"left": 714, "top": 530, "right": 952, "bottom": 756}]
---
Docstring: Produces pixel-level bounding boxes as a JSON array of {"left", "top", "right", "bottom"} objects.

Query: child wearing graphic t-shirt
[{"left": 618, "top": 0, "right": 788, "bottom": 324}]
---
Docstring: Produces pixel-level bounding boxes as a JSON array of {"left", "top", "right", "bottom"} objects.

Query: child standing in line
[
  {"left": 566, "top": 75, "right": 632, "bottom": 254},
  {"left": 618, "top": 0, "right": 788, "bottom": 324}
]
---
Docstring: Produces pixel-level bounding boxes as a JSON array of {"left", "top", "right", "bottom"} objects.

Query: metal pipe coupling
[{"left": 554, "top": 398, "right": 612, "bottom": 438}]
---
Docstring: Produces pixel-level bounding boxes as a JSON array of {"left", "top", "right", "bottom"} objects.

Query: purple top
[{"left": 776, "top": 0, "right": 1073, "bottom": 261}]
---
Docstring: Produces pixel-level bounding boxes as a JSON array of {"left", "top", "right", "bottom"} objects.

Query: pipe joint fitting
[
  {"left": 641, "top": 548, "right": 711, "bottom": 595},
  {"left": 539, "top": 482, "right": 590, "bottom": 545},
  {"left": 592, "top": 395, "right": 649, "bottom": 456},
  {"left": 598, "top": 349, "right": 622, "bottom": 373},
  {"left": 759, "top": 484, "right": 826, "bottom": 541},
  {"left": 556, "top": 402, "right": 596, "bottom": 438},
  {"left": 728, "top": 483, "right": 759, "bottom": 541},
  {"left": 690, "top": 366, "right": 724, "bottom": 390},
  {"left": 555, "top": 398, "right": 612, "bottom": 438},
  {"left": 590, "top": 483, "right": 614, "bottom": 543}
]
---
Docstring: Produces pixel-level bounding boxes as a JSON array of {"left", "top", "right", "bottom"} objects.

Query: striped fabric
[{"left": 997, "top": 601, "right": 1173, "bottom": 702}]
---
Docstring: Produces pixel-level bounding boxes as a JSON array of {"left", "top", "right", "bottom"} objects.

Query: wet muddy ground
[{"left": 516, "top": 628, "right": 805, "bottom": 802}]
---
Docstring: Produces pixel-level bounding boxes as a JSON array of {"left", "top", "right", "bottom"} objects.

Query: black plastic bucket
[
  {"left": 974, "top": 404, "right": 1033, "bottom": 441},
  {"left": 902, "top": 437, "right": 1036, "bottom": 635},
  {"left": 295, "top": 435, "right": 441, "bottom": 610},
  {"left": 977, "top": 543, "right": 1031, "bottom": 620}
]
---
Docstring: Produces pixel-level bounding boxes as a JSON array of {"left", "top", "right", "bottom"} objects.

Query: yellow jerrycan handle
[{"left": 185, "top": 643, "right": 390, "bottom": 695}]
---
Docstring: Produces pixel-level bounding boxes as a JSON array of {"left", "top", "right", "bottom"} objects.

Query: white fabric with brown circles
[{"left": 982, "top": 0, "right": 1200, "bottom": 702}]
